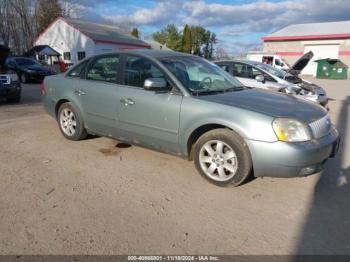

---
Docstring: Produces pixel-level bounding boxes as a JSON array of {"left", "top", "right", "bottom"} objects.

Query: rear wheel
[
  {"left": 57, "top": 102, "right": 87, "bottom": 141},
  {"left": 193, "top": 128, "right": 252, "bottom": 187}
]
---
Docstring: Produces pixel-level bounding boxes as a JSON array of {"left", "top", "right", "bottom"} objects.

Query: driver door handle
[
  {"left": 74, "top": 89, "right": 86, "bottom": 96},
  {"left": 120, "top": 98, "right": 135, "bottom": 106}
]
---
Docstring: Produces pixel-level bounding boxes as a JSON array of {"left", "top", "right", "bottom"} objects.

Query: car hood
[
  {"left": 288, "top": 51, "right": 314, "bottom": 75},
  {"left": 195, "top": 89, "right": 326, "bottom": 123}
]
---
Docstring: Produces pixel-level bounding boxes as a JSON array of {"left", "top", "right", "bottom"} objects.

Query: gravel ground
[{"left": 0, "top": 79, "right": 349, "bottom": 255}]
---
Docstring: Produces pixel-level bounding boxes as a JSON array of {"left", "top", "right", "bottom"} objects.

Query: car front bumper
[
  {"left": 246, "top": 126, "right": 339, "bottom": 177},
  {"left": 0, "top": 81, "right": 21, "bottom": 98}
]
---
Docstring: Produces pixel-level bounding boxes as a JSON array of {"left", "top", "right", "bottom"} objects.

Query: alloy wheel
[
  {"left": 199, "top": 140, "right": 238, "bottom": 182},
  {"left": 60, "top": 108, "right": 77, "bottom": 136}
]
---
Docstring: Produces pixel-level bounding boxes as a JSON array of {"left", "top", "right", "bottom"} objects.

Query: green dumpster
[{"left": 315, "top": 58, "right": 348, "bottom": 79}]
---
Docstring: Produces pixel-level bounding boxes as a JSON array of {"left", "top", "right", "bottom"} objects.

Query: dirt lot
[{"left": 0, "top": 79, "right": 349, "bottom": 255}]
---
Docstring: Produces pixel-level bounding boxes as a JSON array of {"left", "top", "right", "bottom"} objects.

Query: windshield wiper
[{"left": 191, "top": 86, "right": 246, "bottom": 96}]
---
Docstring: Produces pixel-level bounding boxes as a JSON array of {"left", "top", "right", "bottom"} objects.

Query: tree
[
  {"left": 209, "top": 32, "right": 217, "bottom": 59},
  {"left": 215, "top": 47, "right": 230, "bottom": 60},
  {"left": 7, "top": 0, "right": 37, "bottom": 54},
  {"left": 181, "top": 24, "right": 191, "bottom": 53},
  {"left": 36, "top": 0, "right": 62, "bottom": 34},
  {"left": 153, "top": 28, "right": 167, "bottom": 45},
  {"left": 190, "top": 26, "right": 206, "bottom": 56},
  {"left": 131, "top": 28, "right": 139, "bottom": 39},
  {"left": 153, "top": 24, "right": 182, "bottom": 51}
]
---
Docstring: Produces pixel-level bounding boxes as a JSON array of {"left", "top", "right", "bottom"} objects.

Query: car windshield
[
  {"left": 160, "top": 56, "right": 244, "bottom": 95},
  {"left": 255, "top": 63, "right": 287, "bottom": 79},
  {"left": 15, "top": 58, "right": 41, "bottom": 66}
]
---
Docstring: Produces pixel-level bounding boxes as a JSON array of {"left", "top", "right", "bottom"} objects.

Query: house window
[
  {"left": 77, "top": 52, "right": 86, "bottom": 61},
  {"left": 63, "top": 52, "right": 71, "bottom": 61}
]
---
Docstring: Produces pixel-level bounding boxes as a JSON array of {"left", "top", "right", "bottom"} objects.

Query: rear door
[
  {"left": 74, "top": 54, "right": 123, "bottom": 136},
  {"left": 116, "top": 55, "right": 183, "bottom": 153}
]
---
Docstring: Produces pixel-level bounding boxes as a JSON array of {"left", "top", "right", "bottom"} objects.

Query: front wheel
[
  {"left": 193, "top": 129, "right": 252, "bottom": 187},
  {"left": 57, "top": 102, "right": 87, "bottom": 141}
]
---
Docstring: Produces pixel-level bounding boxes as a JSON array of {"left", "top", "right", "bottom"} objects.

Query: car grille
[
  {"left": 0, "top": 75, "right": 10, "bottom": 85},
  {"left": 309, "top": 114, "right": 332, "bottom": 139}
]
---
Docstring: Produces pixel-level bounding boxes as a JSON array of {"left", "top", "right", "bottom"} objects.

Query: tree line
[
  {"left": 0, "top": 0, "right": 77, "bottom": 55},
  {"left": 0, "top": 0, "right": 220, "bottom": 59},
  {"left": 152, "top": 24, "right": 217, "bottom": 59}
]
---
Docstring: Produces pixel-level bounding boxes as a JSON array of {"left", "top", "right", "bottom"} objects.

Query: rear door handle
[
  {"left": 120, "top": 98, "right": 135, "bottom": 106},
  {"left": 74, "top": 89, "right": 86, "bottom": 96}
]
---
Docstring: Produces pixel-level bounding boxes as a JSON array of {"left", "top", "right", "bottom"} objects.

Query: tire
[
  {"left": 193, "top": 128, "right": 252, "bottom": 187},
  {"left": 20, "top": 73, "right": 27, "bottom": 83},
  {"left": 57, "top": 102, "right": 87, "bottom": 141},
  {"left": 7, "top": 96, "right": 21, "bottom": 103}
]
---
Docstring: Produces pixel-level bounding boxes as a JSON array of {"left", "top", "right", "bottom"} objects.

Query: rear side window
[
  {"left": 67, "top": 61, "right": 88, "bottom": 78},
  {"left": 124, "top": 56, "right": 165, "bottom": 88},
  {"left": 86, "top": 56, "right": 119, "bottom": 83}
]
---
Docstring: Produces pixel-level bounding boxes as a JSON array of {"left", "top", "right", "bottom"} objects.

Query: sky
[{"left": 73, "top": 0, "right": 350, "bottom": 55}]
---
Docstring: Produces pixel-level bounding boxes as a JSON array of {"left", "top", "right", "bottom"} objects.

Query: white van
[{"left": 246, "top": 52, "right": 289, "bottom": 70}]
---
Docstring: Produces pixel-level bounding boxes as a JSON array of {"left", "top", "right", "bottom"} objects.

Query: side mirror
[
  {"left": 255, "top": 75, "right": 265, "bottom": 83},
  {"left": 144, "top": 78, "right": 169, "bottom": 92}
]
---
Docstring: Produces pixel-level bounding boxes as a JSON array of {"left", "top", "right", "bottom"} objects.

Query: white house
[{"left": 34, "top": 17, "right": 151, "bottom": 65}]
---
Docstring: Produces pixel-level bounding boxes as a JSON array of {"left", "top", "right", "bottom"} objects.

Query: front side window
[
  {"left": 161, "top": 56, "right": 242, "bottom": 95},
  {"left": 86, "top": 56, "right": 119, "bottom": 83},
  {"left": 124, "top": 56, "right": 166, "bottom": 88}
]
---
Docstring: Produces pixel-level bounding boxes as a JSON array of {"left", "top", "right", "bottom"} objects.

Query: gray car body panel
[{"left": 43, "top": 50, "right": 338, "bottom": 178}]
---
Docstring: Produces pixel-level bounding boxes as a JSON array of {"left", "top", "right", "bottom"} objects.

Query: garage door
[{"left": 302, "top": 45, "right": 339, "bottom": 76}]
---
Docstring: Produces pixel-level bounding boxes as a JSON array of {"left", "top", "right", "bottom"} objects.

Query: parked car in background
[
  {"left": 42, "top": 50, "right": 339, "bottom": 187},
  {"left": 0, "top": 45, "right": 21, "bottom": 103},
  {"left": 215, "top": 52, "right": 328, "bottom": 108},
  {"left": 246, "top": 52, "right": 289, "bottom": 70},
  {"left": 5, "top": 57, "right": 55, "bottom": 83}
]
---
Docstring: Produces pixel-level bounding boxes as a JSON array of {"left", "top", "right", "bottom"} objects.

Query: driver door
[{"left": 116, "top": 55, "right": 183, "bottom": 154}]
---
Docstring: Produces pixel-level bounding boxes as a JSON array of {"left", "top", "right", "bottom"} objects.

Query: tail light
[{"left": 41, "top": 81, "right": 46, "bottom": 96}]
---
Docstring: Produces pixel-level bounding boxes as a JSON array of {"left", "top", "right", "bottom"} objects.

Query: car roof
[
  {"left": 215, "top": 59, "right": 263, "bottom": 66},
  {"left": 95, "top": 49, "right": 193, "bottom": 59},
  {"left": 126, "top": 49, "right": 193, "bottom": 58}
]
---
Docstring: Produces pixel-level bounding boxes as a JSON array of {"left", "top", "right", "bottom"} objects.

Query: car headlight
[
  {"left": 272, "top": 118, "right": 311, "bottom": 142},
  {"left": 9, "top": 73, "right": 19, "bottom": 82}
]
